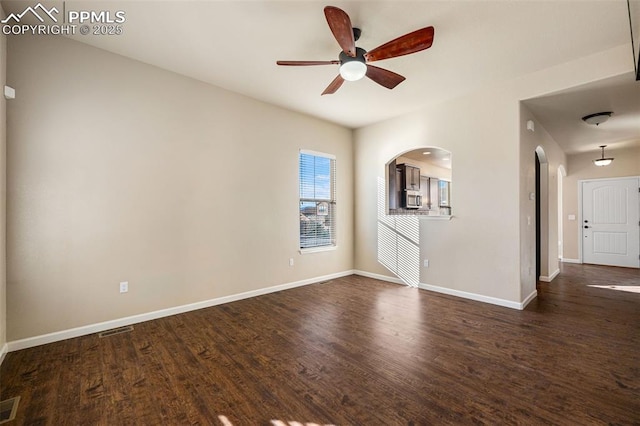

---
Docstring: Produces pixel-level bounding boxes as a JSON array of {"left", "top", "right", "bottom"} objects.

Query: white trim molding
[
  {"left": 418, "top": 282, "right": 535, "bottom": 310},
  {"left": 539, "top": 269, "right": 560, "bottom": 282},
  {"left": 561, "top": 258, "right": 581, "bottom": 264},
  {"left": 521, "top": 290, "right": 538, "bottom": 309},
  {"left": 353, "top": 270, "right": 534, "bottom": 310},
  {"left": 418, "top": 215, "right": 453, "bottom": 221},
  {"left": 299, "top": 245, "right": 338, "bottom": 254},
  {"left": 7, "top": 270, "right": 355, "bottom": 352},
  {"left": 0, "top": 343, "right": 8, "bottom": 365},
  {"left": 353, "top": 270, "right": 405, "bottom": 285}
]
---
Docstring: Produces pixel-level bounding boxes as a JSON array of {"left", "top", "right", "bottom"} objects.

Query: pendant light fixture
[{"left": 593, "top": 145, "right": 614, "bottom": 166}]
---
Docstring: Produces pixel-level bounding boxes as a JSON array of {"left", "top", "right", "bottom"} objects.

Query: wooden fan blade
[
  {"left": 364, "top": 26, "right": 435, "bottom": 62},
  {"left": 277, "top": 60, "right": 340, "bottom": 66},
  {"left": 365, "top": 65, "right": 406, "bottom": 89},
  {"left": 322, "top": 75, "right": 345, "bottom": 95},
  {"left": 324, "top": 6, "right": 356, "bottom": 57}
]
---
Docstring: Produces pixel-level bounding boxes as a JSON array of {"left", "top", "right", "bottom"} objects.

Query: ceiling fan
[{"left": 276, "top": 6, "right": 435, "bottom": 95}]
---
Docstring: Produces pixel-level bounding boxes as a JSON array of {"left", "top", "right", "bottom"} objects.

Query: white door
[{"left": 582, "top": 177, "right": 640, "bottom": 268}]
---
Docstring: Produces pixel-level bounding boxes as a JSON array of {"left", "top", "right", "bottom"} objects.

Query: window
[
  {"left": 438, "top": 180, "right": 450, "bottom": 207},
  {"left": 299, "top": 150, "right": 336, "bottom": 250}
]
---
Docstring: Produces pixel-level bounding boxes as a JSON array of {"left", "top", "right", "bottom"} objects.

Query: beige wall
[
  {"left": 0, "top": 5, "right": 6, "bottom": 356},
  {"left": 4, "top": 34, "right": 635, "bottom": 342},
  {"left": 355, "top": 88, "right": 522, "bottom": 301},
  {"left": 562, "top": 146, "right": 640, "bottom": 261},
  {"left": 519, "top": 105, "right": 567, "bottom": 297},
  {"left": 354, "top": 43, "right": 632, "bottom": 305},
  {"left": 6, "top": 35, "right": 353, "bottom": 341}
]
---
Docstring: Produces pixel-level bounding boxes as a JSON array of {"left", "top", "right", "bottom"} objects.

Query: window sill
[{"left": 300, "top": 245, "right": 337, "bottom": 254}]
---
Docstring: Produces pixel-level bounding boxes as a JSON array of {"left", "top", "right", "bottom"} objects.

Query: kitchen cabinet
[
  {"left": 399, "top": 164, "right": 421, "bottom": 209},
  {"left": 388, "top": 160, "right": 398, "bottom": 209},
  {"left": 399, "top": 164, "right": 420, "bottom": 191}
]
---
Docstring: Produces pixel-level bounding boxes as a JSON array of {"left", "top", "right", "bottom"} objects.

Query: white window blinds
[{"left": 299, "top": 150, "right": 336, "bottom": 250}]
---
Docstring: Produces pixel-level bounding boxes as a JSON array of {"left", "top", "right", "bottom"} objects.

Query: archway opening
[{"left": 386, "top": 147, "right": 452, "bottom": 216}]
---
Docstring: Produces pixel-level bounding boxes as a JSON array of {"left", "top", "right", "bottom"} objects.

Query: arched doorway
[{"left": 535, "top": 146, "right": 548, "bottom": 283}]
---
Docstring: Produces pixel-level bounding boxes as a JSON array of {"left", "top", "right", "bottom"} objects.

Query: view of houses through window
[{"left": 299, "top": 150, "right": 336, "bottom": 250}]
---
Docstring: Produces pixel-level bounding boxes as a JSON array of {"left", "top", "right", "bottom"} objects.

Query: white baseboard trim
[
  {"left": 7, "top": 270, "right": 355, "bottom": 352},
  {"left": 0, "top": 343, "right": 8, "bottom": 365},
  {"left": 561, "top": 258, "right": 581, "bottom": 264},
  {"left": 354, "top": 270, "right": 531, "bottom": 310},
  {"left": 418, "top": 282, "right": 529, "bottom": 310},
  {"left": 539, "top": 268, "right": 560, "bottom": 282},
  {"left": 521, "top": 290, "right": 538, "bottom": 309},
  {"left": 353, "top": 270, "right": 405, "bottom": 285}
]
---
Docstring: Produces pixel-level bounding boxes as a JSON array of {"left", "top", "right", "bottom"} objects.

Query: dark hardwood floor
[{"left": 2, "top": 263, "right": 639, "bottom": 425}]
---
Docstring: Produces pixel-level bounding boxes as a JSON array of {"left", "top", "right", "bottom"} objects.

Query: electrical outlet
[
  {"left": 423, "top": 259, "right": 429, "bottom": 268},
  {"left": 119, "top": 281, "right": 128, "bottom": 293},
  {"left": 289, "top": 258, "right": 294, "bottom": 267}
]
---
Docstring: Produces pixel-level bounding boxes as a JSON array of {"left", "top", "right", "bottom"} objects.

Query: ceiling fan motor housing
[
  {"left": 352, "top": 27, "right": 361, "bottom": 41},
  {"left": 339, "top": 47, "right": 367, "bottom": 64}
]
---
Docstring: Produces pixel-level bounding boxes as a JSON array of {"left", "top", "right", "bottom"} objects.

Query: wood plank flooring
[{"left": 1, "top": 263, "right": 639, "bottom": 425}]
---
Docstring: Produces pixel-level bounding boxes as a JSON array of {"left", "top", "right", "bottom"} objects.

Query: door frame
[
  {"left": 558, "top": 165, "right": 566, "bottom": 260},
  {"left": 578, "top": 176, "right": 640, "bottom": 264},
  {"left": 535, "top": 152, "right": 541, "bottom": 280},
  {"left": 534, "top": 146, "right": 549, "bottom": 281}
]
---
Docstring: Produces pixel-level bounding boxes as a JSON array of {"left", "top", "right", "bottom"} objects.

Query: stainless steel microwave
[{"left": 404, "top": 190, "right": 421, "bottom": 209}]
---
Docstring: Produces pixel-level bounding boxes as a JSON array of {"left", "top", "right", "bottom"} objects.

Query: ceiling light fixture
[
  {"left": 593, "top": 145, "right": 614, "bottom": 166},
  {"left": 582, "top": 111, "right": 613, "bottom": 126},
  {"left": 339, "top": 48, "right": 367, "bottom": 81}
]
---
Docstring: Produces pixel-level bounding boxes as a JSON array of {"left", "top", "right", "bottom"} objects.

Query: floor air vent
[
  {"left": 98, "top": 325, "right": 134, "bottom": 338},
  {"left": 0, "top": 396, "right": 20, "bottom": 424}
]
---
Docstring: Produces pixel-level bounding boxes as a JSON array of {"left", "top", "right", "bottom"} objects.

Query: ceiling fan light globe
[{"left": 339, "top": 61, "right": 367, "bottom": 81}]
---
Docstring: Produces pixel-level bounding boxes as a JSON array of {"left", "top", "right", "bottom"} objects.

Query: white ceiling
[
  {"left": 3, "top": 0, "right": 640, "bottom": 152},
  {"left": 524, "top": 72, "right": 640, "bottom": 155},
  {"left": 401, "top": 147, "right": 451, "bottom": 170}
]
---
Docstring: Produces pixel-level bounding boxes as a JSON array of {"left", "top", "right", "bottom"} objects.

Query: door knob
[{"left": 584, "top": 225, "right": 590, "bottom": 229}]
